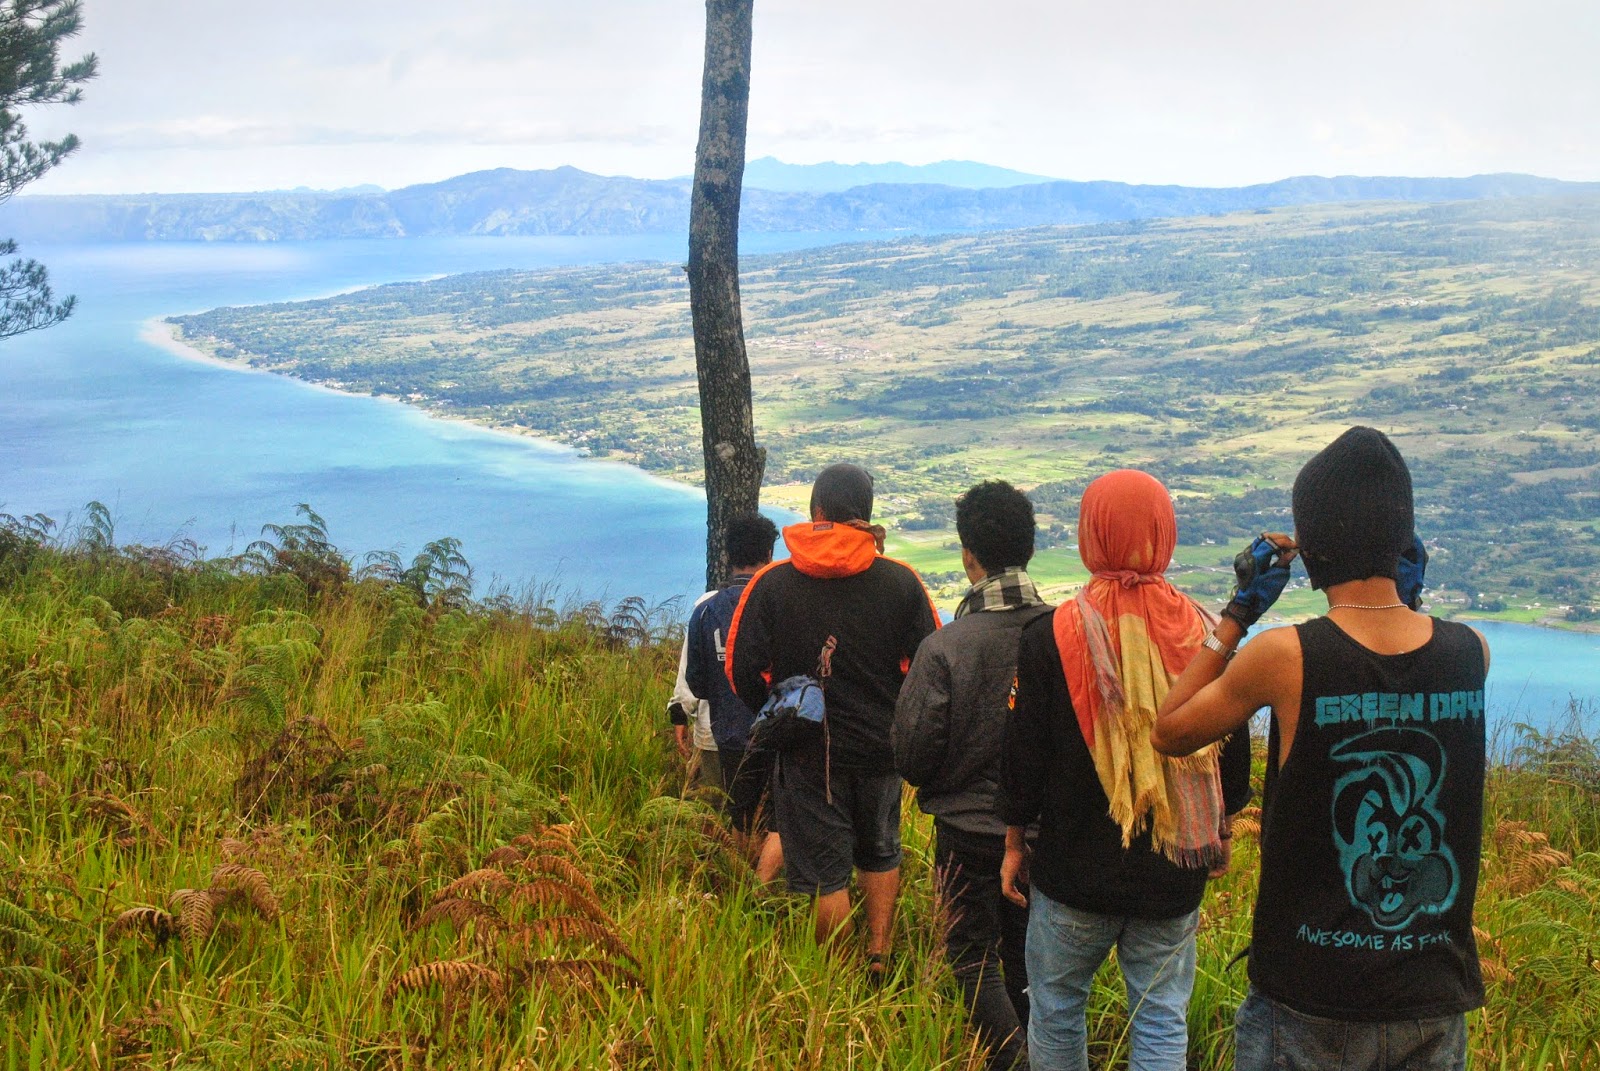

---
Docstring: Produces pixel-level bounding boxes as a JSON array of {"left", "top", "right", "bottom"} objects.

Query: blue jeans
[
  {"left": 1025, "top": 892, "right": 1198, "bottom": 1071},
  {"left": 1235, "top": 987, "right": 1467, "bottom": 1071}
]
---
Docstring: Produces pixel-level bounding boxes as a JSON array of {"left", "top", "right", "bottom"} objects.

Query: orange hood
[{"left": 782, "top": 520, "right": 880, "bottom": 579}]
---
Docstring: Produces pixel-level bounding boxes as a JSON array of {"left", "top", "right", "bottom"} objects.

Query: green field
[
  {"left": 3, "top": 515, "right": 1599, "bottom": 1069},
  {"left": 170, "top": 196, "right": 1600, "bottom": 619}
]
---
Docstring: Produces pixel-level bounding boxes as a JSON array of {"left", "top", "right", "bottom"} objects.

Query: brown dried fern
[
  {"left": 167, "top": 889, "right": 216, "bottom": 944},
  {"left": 518, "top": 855, "right": 597, "bottom": 898},
  {"left": 482, "top": 845, "right": 526, "bottom": 868},
  {"left": 527, "top": 956, "right": 643, "bottom": 990},
  {"left": 109, "top": 906, "right": 177, "bottom": 941},
  {"left": 80, "top": 792, "right": 169, "bottom": 849},
  {"left": 1479, "top": 957, "right": 1515, "bottom": 985},
  {"left": 210, "top": 864, "right": 280, "bottom": 921},
  {"left": 509, "top": 836, "right": 577, "bottom": 858},
  {"left": 411, "top": 898, "right": 505, "bottom": 933},
  {"left": 506, "top": 915, "right": 637, "bottom": 965},
  {"left": 1488, "top": 821, "right": 1573, "bottom": 895},
  {"left": 432, "top": 868, "right": 515, "bottom": 903},
  {"left": 508, "top": 878, "right": 613, "bottom": 926},
  {"left": 16, "top": 770, "right": 59, "bottom": 794},
  {"left": 385, "top": 960, "right": 506, "bottom": 1002}
]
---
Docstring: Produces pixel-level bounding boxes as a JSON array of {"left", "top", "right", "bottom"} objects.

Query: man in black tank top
[{"left": 1150, "top": 427, "right": 1490, "bottom": 1071}]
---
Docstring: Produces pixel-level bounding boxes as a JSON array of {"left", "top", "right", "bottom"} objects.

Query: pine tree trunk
[{"left": 688, "top": 0, "right": 765, "bottom": 591}]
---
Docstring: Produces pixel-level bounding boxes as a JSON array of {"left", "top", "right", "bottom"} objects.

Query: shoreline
[
  {"left": 141, "top": 321, "right": 1600, "bottom": 637},
  {"left": 143, "top": 317, "right": 705, "bottom": 503}
]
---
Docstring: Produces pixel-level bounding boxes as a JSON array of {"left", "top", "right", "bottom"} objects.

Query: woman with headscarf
[{"left": 997, "top": 469, "right": 1252, "bottom": 1071}]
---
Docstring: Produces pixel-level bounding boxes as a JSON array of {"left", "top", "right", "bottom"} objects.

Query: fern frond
[
  {"left": 15, "top": 769, "right": 59, "bottom": 793},
  {"left": 385, "top": 960, "right": 504, "bottom": 1002},
  {"left": 528, "top": 956, "right": 643, "bottom": 990},
  {"left": 0, "top": 899, "right": 41, "bottom": 938},
  {"left": 167, "top": 889, "right": 216, "bottom": 943},
  {"left": 508, "top": 879, "right": 613, "bottom": 925},
  {"left": 109, "top": 907, "right": 177, "bottom": 941},
  {"left": 209, "top": 864, "right": 280, "bottom": 921},
  {"left": 482, "top": 845, "right": 527, "bottom": 868},
  {"left": 505, "top": 915, "right": 637, "bottom": 965},
  {"left": 1230, "top": 806, "right": 1262, "bottom": 839},
  {"left": 518, "top": 855, "right": 596, "bottom": 898},
  {"left": 1479, "top": 958, "right": 1516, "bottom": 985},
  {"left": 433, "top": 868, "right": 515, "bottom": 903},
  {"left": 411, "top": 898, "right": 504, "bottom": 933},
  {"left": 508, "top": 835, "right": 576, "bottom": 858},
  {"left": 0, "top": 964, "right": 65, "bottom": 994}
]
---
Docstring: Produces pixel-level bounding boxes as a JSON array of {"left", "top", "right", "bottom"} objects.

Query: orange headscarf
[{"left": 1053, "top": 469, "right": 1224, "bottom": 868}]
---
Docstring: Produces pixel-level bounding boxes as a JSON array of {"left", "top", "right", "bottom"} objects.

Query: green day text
[{"left": 1313, "top": 690, "right": 1485, "bottom": 729}]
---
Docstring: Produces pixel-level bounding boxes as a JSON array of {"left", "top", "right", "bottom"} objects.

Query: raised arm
[
  {"left": 1154, "top": 624, "right": 1299, "bottom": 756},
  {"left": 1155, "top": 532, "right": 1299, "bottom": 757}
]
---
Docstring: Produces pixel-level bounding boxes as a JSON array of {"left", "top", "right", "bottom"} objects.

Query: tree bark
[{"left": 688, "top": 0, "right": 765, "bottom": 591}]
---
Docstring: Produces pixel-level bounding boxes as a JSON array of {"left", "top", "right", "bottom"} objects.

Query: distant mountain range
[
  {"left": 4, "top": 164, "right": 1595, "bottom": 242},
  {"left": 737, "top": 157, "right": 1057, "bottom": 191}
]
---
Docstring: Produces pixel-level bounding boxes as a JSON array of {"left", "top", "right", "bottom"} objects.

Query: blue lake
[{"left": 1, "top": 236, "right": 1596, "bottom": 735}]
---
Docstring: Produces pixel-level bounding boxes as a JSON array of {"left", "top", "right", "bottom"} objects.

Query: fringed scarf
[
  {"left": 1054, "top": 469, "right": 1226, "bottom": 870},
  {"left": 954, "top": 567, "right": 1045, "bottom": 620}
]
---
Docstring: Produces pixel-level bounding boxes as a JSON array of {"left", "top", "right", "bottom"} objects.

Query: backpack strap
[{"left": 817, "top": 635, "right": 838, "bottom": 804}]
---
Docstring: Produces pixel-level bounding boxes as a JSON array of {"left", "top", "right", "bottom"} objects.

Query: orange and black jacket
[{"left": 725, "top": 520, "right": 940, "bottom": 775}]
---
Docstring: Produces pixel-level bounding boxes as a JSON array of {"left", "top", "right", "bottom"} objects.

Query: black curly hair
[
  {"left": 726, "top": 512, "right": 779, "bottom": 571},
  {"left": 955, "top": 480, "right": 1036, "bottom": 574}
]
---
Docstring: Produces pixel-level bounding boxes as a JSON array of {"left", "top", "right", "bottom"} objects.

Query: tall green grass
[{"left": 1, "top": 510, "right": 1597, "bottom": 1068}]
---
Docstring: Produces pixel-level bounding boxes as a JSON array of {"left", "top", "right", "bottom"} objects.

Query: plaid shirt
[{"left": 953, "top": 567, "right": 1046, "bottom": 619}]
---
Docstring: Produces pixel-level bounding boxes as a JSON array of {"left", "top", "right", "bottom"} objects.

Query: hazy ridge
[{"left": 7, "top": 164, "right": 1596, "bottom": 242}]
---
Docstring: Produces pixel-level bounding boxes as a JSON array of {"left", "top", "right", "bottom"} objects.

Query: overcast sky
[{"left": 25, "top": 0, "right": 1600, "bottom": 194}]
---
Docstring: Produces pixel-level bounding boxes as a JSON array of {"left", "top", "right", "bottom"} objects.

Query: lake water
[{"left": 1, "top": 236, "right": 1596, "bottom": 735}]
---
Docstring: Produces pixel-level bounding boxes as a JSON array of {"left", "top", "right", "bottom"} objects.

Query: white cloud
[{"left": 24, "top": 0, "right": 1600, "bottom": 193}]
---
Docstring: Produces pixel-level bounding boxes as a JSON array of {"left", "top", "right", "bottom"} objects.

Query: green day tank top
[{"left": 1249, "top": 616, "right": 1487, "bottom": 1020}]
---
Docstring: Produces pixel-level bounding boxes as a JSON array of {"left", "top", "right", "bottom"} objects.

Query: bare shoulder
[
  {"left": 1466, "top": 624, "right": 1491, "bottom": 672},
  {"left": 1236, "top": 623, "right": 1301, "bottom": 666},
  {"left": 1227, "top": 623, "right": 1303, "bottom": 713}
]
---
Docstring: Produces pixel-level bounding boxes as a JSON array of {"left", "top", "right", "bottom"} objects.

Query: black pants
[{"left": 936, "top": 822, "right": 1030, "bottom": 1071}]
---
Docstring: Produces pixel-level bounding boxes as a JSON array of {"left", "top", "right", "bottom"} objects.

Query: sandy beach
[{"left": 143, "top": 316, "right": 706, "bottom": 502}]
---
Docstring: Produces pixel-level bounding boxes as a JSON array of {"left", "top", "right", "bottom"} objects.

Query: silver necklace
[{"left": 1327, "top": 602, "right": 1407, "bottom": 611}]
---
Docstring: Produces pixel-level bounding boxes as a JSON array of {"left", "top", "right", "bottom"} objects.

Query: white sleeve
[{"left": 672, "top": 628, "right": 697, "bottom": 710}]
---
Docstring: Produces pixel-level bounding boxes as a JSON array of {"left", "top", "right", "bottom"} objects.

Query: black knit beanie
[
  {"left": 810, "top": 463, "right": 874, "bottom": 523},
  {"left": 1292, "top": 427, "right": 1414, "bottom": 590}
]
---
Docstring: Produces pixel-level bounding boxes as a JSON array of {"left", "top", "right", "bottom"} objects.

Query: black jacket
[
  {"left": 893, "top": 602, "right": 1053, "bottom": 839},
  {"left": 998, "top": 612, "right": 1253, "bottom": 919},
  {"left": 727, "top": 520, "right": 939, "bottom": 774}
]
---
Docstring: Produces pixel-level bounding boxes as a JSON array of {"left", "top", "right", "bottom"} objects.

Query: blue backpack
[{"left": 750, "top": 635, "right": 835, "bottom": 754}]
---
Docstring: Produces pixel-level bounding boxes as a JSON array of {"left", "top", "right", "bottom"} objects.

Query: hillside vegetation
[
  {"left": 169, "top": 196, "right": 1600, "bottom": 618},
  {"left": 2, "top": 511, "right": 1598, "bottom": 1069}
]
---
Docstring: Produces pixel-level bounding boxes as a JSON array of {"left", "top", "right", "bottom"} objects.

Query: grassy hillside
[
  {"left": 169, "top": 196, "right": 1600, "bottom": 620},
  {"left": 3, "top": 513, "right": 1599, "bottom": 1069}
]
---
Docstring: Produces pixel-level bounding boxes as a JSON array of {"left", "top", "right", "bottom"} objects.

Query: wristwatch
[{"left": 1201, "top": 631, "right": 1237, "bottom": 661}]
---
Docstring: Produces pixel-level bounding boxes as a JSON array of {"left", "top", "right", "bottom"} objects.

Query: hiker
[
  {"left": 1152, "top": 427, "right": 1488, "bottom": 1071},
  {"left": 726, "top": 463, "right": 939, "bottom": 974},
  {"left": 999, "top": 469, "right": 1252, "bottom": 1071},
  {"left": 669, "top": 632, "right": 721, "bottom": 792},
  {"left": 893, "top": 480, "right": 1049, "bottom": 1071},
  {"left": 684, "top": 511, "right": 785, "bottom": 882}
]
